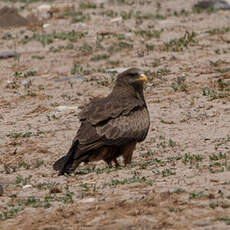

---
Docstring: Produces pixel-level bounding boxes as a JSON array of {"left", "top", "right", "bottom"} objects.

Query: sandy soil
[{"left": 1, "top": 0, "right": 230, "bottom": 229}]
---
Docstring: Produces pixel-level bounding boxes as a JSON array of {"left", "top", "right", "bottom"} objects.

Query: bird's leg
[
  {"left": 113, "top": 158, "right": 120, "bottom": 167},
  {"left": 124, "top": 158, "right": 131, "bottom": 166},
  {"left": 122, "top": 142, "right": 136, "bottom": 166},
  {"left": 123, "top": 151, "right": 133, "bottom": 165},
  {"left": 105, "top": 159, "right": 113, "bottom": 168},
  {"left": 83, "top": 160, "right": 89, "bottom": 165}
]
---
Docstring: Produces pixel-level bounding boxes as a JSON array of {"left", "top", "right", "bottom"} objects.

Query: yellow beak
[{"left": 137, "top": 73, "right": 147, "bottom": 82}]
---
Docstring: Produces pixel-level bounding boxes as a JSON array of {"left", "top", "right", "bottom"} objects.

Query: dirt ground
[{"left": 1, "top": 0, "right": 230, "bottom": 229}]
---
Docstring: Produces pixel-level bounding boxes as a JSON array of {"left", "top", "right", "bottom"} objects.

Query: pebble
[
  {"left": 194, "top": 0, "right": 230, "bottom": 10},
  {"left": 43, "top": 23, "right": 50, "bottom": 29},
  {"left": 56, "top": 106, "right": 79, "bottom": 111},
  {"left": 78, "top": 197, "right": 97, "bottom": 203},
  {"left": 105, "top": 68, "right": 128, "bottom": 74},
  {"left": 55, "top": 74, "right": 86, "bottom": 82},
  {"left": 0, "top": 50, "right": 19, "bottom": 59},
  {"left": 110, "top": 17, "right": 122, "bottom": 23},
  {"left": 23, "top": 184, "right": 32, "bottom": 189},
  {"left": 21, "top": 79, "right": 31, "bottom": 88}
]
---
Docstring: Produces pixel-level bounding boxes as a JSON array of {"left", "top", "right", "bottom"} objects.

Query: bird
[{"left": 53, "top": 67, "right": 150, "bottom": 175}]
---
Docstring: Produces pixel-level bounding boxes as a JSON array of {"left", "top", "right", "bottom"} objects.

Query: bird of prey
[{"left": 53, "top": 68, "right": 150, "bottom": 174}]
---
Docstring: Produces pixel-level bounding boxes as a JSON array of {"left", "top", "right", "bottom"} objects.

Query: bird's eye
[{"left": 130, "top": 73, "right": 138, "bottom": 78}]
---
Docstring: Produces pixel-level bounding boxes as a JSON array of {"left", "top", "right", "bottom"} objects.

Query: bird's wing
[
  {"left": 96, "top": 106, "right": 150, "bottom": 145},
  {"left": 75, "top": 105, "right": 149, "bottom": 154},
  {"left": 73, "top": 120, "right": 104, "bottom": 152},
  {"left": 79, "top": 94, "right": 145, "bottom": 125},
  {"left": 71, "top": 95, "right": 149, "bottom": 163}
]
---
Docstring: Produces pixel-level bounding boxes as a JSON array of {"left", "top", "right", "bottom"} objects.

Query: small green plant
[
  {"left": 160, "top": 119, "right": 175, "bottom": 124},
  {"left": 72, "top": 14, "right": 87, "bottom": 23},
  {"left": 105, "top": 176, "right": 147, "bottom": 187},
  {"left": 0, "top": 206, "right": 24, "bottom": 221},
  {"left": 209, "top": 153, "right": 227, "bottom": 161},
  {"left": 172, "top": 188, "right": 185, "bottom": 194},
  {"left": 202, "top": 83, "right": 228, "bottom": 100},
  {"left": 140, "top": 151, "right": 155, "bottom": 158},
  {"left": 7, "top": 131, "right": 32, "bottom": 138},
  {"left": 189, "top": 191, "right": 206, "bottom": 199},
  {"left": 192, "top": 6, "right": 216, "bottom": 14},
  {"left": 162, "top": 168, "right": 176, "bottom": 177},
  {"left": 146, "top": 44, "right": 155, "bottom": 51},
  {"left": 14, "top": 70, "right": 37, "bottom": 79},
  {"left": 71, "top": 63, "right": 84, "bottom": 75},
  {"left": 120, "top": 10, "right": 133, "bottom": 20},
  {"left": 202, "top": 87, "right": 219, "bottom": 100},
  {"left": 136, "top": 11, "right": 166, "bottom": 20},
  {"left": 171, "top": 76, "right": 187, "bottom": 92},
  {"left": 136, "top": 29, "right": 162, "bottom": 39},
  {"left": 215, "top": 216, "right": 230, "bottom": 225},
  {"left": 90, "top": 54, "right": 109, "bottom": 62},
  {"left": 215, "top": 68, "right": 230, "bottom": 74},
  {"left": 21, "top": 30, "right": 86, "bottom": 46},
  {"left": 79, "top": 43, "right": 93, "bottom": 54},
  {"left": 164, "top": 31, "right": 196, "bottom": 52},
  {"left": 79, "top": 183, "right": 90, "bottom": 192},
  {"left": 2, "top": 32, "right": 13, "bottom": 40},
  {"left": 49, "top": 44, "right": 74, "bottom": 52},
  {"left": 173, "top": 9, "right": 190, "bottom": 16},
  {"left": 80, "top": 2, "right": 97, "bottom": 9},
  {"left": 206, "top": 26, "right": 230, "bottom": 35},
  {"left": 182, "top": 153, "right": 204, "bottom": 165},
  {"left": 209, "top": 200, "right": 219, "bottom": 209}
]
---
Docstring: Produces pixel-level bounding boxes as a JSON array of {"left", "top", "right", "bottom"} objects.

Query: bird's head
[{"left": 115, "top": 68, "right": 147, "bottom": 89}]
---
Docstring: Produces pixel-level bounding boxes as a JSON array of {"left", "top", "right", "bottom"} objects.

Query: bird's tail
[{"left": 53, "top": 143, "right": 77, "bottom": 175}]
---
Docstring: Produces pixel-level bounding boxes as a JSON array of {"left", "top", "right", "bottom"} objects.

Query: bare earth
[{"left": 1, "top": 0, "right": 230, "bottom": 229}]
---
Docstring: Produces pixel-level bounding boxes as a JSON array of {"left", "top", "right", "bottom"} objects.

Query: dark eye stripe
[{"left": 130, "top": 73, "right": 138, "bottom": 77}]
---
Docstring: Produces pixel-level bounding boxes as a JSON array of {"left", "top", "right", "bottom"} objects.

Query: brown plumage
[{"left": 53, "top": 68, "right": 150, "bottom": 174}]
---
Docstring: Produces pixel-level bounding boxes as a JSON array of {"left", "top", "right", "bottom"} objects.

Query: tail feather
[
  {"left": 53, "top": 155, "right": 68, "bottom": 171},
  {"left": 53, "top": 141, "right": 103, "bottom": 175},
  {"left": 53, "top": 144, "right": 76, "bottom": 175}
]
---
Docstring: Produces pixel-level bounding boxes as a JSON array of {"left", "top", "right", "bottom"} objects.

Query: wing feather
[
  {"left": 96, "top": 106, "right": 150, "bottom": 145},
  {"left": 71, "top": 106, "right": 149, "bottom": 161},
  {"left": 79, "top": 94, "right": 145, "bottom": 125}
]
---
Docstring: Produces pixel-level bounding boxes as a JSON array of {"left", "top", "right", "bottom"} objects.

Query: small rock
[
  {"left": 194, "top": 0, "right": 230, "bottom": 10},
  {"left": 55, "top": 74, "right": 86, "bottom": 82},
  {"left": 87, "top": 216, "right": 104, "bottom": 225},
  {"left": 105, "top": 68, "right": 128, "bottom": 74},
  {"left": 6, "top": 80, "right": 13, "bottom": 84},
  {"left": 23, "top": 184, "right": 32, "bottom": 189},
  {"left": 37, "top": 4, "right": 51, "bottom": 12},
  {"left": 110, "top": 17, "right": 122, "bottom": 23},
  {"left": 0, "top": 50, "right": 20, "bottom": 59},
  {"left": 49, "top": 4, "right": 74, "bottom": 14},
  {"left": 95, "top": 0, "right": 105, "bottom": 3},
  {"left": 36, "top": 4, "right": 52, "bottom": 19},
  {"left": 0, "top": 184, "right": 3, "bottom": 196},
  {"left": 43, "top": 23, "right": 50, "bottom": 29},
  {"left": 50, "top": 187, "right": 62, "bottom": 194},
  {"left": 78, "top": 197, "right": 97, "bottom": 203},
  {"left": 0, "top": 7, "right": 29, "bottom": 28},
  {"left": 56, "top": 106, "right": 79, "bottom": 111},
  {"left": 21, "top": 80, "right": 31, "bottom": 88}
]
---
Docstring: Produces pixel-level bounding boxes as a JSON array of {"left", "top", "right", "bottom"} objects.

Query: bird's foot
[{"left": 114, "top": 159, "right": 120, "bottom": 168}]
